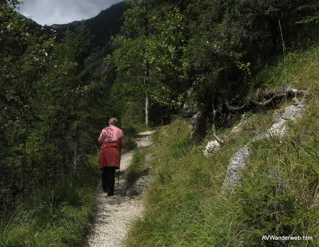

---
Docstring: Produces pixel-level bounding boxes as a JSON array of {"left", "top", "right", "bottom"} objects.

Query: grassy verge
[
  {"left": 124, "top": 112, "right": 276, "bottom": 246},
  {"left": 124, "top": 46, "right": 319, "bottom": 246},
  {"left": 0, "top": 157, "right": 99, "bottom": 247},
  {"left": 125, "top": 151, "right": 148, "bottom": 187}
]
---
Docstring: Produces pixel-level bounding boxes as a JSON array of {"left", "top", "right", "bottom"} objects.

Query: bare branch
[
  {"left": 225, "top": 87, "right": 306, "bottom": 112},
  {"left": 212, "top": 109, "right": 225, "bottom": 145}
]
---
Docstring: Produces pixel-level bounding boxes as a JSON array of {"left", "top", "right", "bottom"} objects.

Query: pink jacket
[{"left": 98, "top": 124, "right": 124, "bottom": 147}]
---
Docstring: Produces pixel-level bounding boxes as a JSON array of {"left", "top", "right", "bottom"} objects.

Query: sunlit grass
[{"left": 125, "top": 46, "right": 319, "bottom": 246}]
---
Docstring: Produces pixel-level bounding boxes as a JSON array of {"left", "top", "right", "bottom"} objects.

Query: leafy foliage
[
  {"left": 1, "top": 2, "right": 109, "bottom": 216},
  {"left": 0, "top": 2, "right": 117, "bottom": 246},
  {"left": 112, "top": 0, "right": 319, "bottom": 126},
  {"left": 0, "top": 1, "right": 55, "bottom": 211}
]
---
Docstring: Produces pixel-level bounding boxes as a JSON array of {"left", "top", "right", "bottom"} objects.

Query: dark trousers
[{"left": 102, "top": 167, "right": 116, "bottom": 195}]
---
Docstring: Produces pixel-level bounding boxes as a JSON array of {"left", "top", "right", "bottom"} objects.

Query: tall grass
[
  {"left": 124, "top": 113, "right": 277, "bottom": 246},
  {"left": 0, "top": 156, "right": 99, "bottom": 247},
  {"left": 124, "top": 46, "right": 319, "bottom": 246},
  {"left": 230, "top": 84, "right": 319, "bottom": 246}
]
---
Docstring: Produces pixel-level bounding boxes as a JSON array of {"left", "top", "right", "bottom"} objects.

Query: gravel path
[{"left": 85, "top": 131, "right": 154, "bottom": 247}]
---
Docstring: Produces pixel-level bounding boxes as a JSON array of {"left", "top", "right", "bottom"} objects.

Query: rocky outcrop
[
  {"left": 182, "top": 89, "right": 207, "bottom": 141},
  {"left": 203, "top": 140, "right": 221, "bottom": 157},
  {"left": 222, "top": 101, "right": 307, "bottom": 194},
  {"left": 182, "top": 89, "right": 199, "bottom": 118},
  {"left": 188, "top": 110, "right": 206, "bottom": 141},
  {"left": 222, "top": 145, "right": 251, "bottom": 190},
  {"left": 230, "top": 114, "right": 248, "bottom": 135}
]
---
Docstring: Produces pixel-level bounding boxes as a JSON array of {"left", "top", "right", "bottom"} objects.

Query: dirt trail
[{"left": 86, "top": 131, "right": 154, "bottom": 247}]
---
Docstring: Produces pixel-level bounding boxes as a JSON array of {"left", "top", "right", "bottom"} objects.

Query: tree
[
  {"left": 36, "top": 24, "right": 94, "bottom": 174},
  {"left": 0, "top": 0, "right": 54, "bottom": 211},
  {"left": 113, "top": 0, "right": 319, "bottom": 130},
  {"left": 114, "top": 0, "right": 154, "bottom": 126},
  {"left": 113, "top": 0, "right": 188, "bottom": 126}
]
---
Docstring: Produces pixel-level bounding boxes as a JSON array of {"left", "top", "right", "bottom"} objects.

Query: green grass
[
  {"left": 0, "top": 128, "right": 140, "bottom": 247},
  {"left": 126, "top": 151, "right": 148, "bottom": 187},
  {"left": 124, "top": 114, "right": 277, "bottom": 247},
  {"left": 230, "top": 83, "right": 319, "bottom": 246},
  {"left": 0, "top": 158, "right": 99, "bottom": 247},
  {"left": 124, "top": 46, "right": 319, "bottom": 246},
  {"left": 254, "top": 45, "right": 319, "bottom": 91}
]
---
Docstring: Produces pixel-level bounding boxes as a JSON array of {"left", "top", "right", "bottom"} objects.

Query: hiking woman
[{"left": 98, "top": 118, "right": 124, "bottom": 196}]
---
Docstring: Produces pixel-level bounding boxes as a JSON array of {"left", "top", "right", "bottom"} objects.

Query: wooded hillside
[
  {"left": 0, "top": 0, "right": 319, "bottom": 246},
  {"left": 112, "top": 0, "right": 319, "bottom": 129}
]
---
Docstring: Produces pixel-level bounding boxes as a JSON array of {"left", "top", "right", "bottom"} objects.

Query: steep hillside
[
  {"left": 53, "top": 1, "right": 128, "bottom": 48},
  {"left": 124, "top": 45, "right": 319, "bottom": 246},
  {"left": 0, "top": 2, "right": 129, "bottom": 246}
]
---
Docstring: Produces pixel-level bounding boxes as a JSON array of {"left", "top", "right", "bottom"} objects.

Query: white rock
[
  {"left": 203, "top": 140, "right": 221, "bottom": 157},
  {"left": 231, "top": 123, "right": 243, "bottom": 134},
  {"left": 268, "top": 119, "right": 287, "bottom": 138},
  {"left": 222, "top": 101, "right": 307, "bottom": 194},
  {"left": 231, "top": 114, "right": 247, "bottom": 134}
]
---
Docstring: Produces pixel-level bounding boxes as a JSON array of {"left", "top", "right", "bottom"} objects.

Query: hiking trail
[{"left": 85, "top": 131, "right": 154, "bottom": 247}]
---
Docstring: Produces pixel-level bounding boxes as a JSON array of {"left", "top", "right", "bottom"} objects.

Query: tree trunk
[
  {"left": 144, "top": 64, "right": 150, "bottom": 127},
  {"left": 145, "top": 92, "right": 149, "bottom": 127},
  {"left": 72, "top": 127, "right": 79, "bottom": 171},
  {"left": 73, "top": 139, "right": 78, "bottom": 170},
  {"left": 278, "top": 18, "right": 286, "bottom": 58},
  {"left": 143, "top": 12, "right": 150, "bottom": 127}
]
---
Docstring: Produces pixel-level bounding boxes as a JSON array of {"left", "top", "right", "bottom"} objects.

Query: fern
[
  {"left": 296, "top": 15, "right": 319, "bottom": 24},
  {"left": 293, "top": 3, "right": 319, "bottom": 24}
]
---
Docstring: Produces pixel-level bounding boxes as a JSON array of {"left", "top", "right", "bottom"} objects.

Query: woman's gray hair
[{"left": 109, "top": 118, "right": 118, "bottom": 126}]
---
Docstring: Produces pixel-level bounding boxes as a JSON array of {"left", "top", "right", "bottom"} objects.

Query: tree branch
[
  {"left": 212, "top": 109, "right": 225, "bottom": 145},
  {"left": 225, "top": 87, "right": 306, "bottom": 112}
]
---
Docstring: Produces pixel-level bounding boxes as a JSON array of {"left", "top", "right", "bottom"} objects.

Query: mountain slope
[
  {"left": 124, "top": 45, "right": 319, "bottom": 246},
  {"left": 53, "top": 1, "right": 128, "bottom": 48}
]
